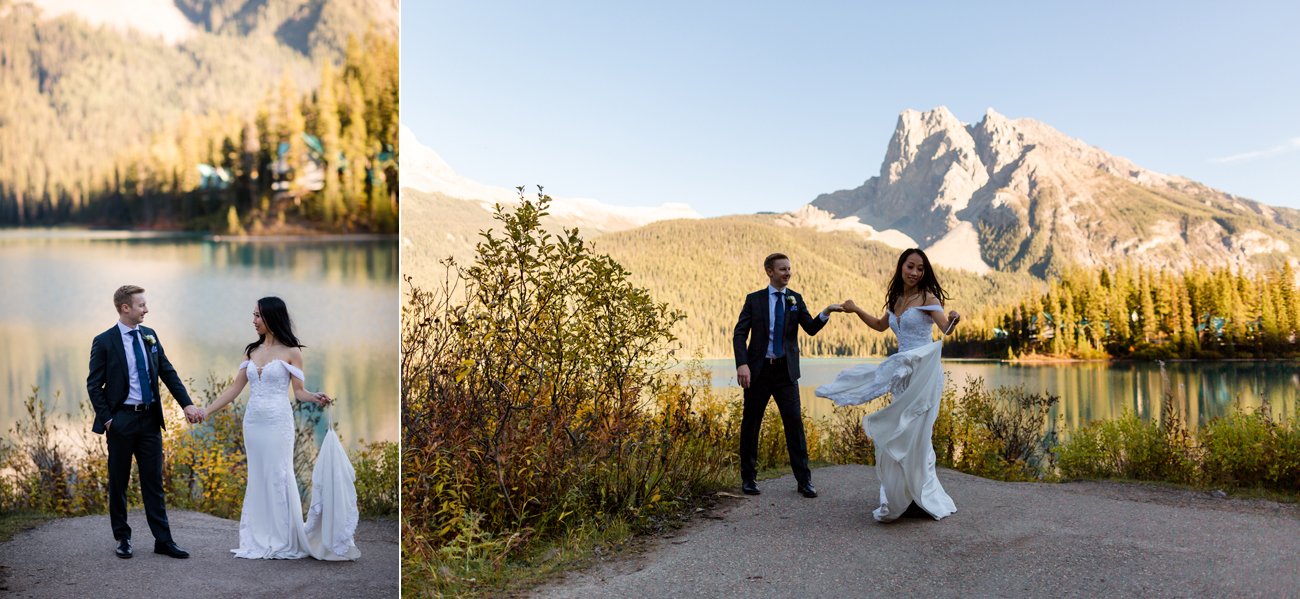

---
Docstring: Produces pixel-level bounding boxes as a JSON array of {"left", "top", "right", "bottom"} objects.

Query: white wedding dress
[
  {"left": 815, "top": 305, "right": 957, "bottom": 522},
  {"left": 232, "top": 359, "right": 361, "bottom": 560}
]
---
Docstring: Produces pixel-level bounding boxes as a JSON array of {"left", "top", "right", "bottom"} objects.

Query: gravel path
[
  {"left": 0, "top": 510, "right": 397, "bottom": 598},
  {"left": 535, "top": 465, "right": 1300, "bottom": 598}
]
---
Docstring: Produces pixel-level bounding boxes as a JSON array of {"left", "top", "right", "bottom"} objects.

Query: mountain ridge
[
  {"left": 400, "top": 125, "right": 702, "bottom": 234},
  {"left": 173, "top": 0, "right": 398, "bottom": 60},
  {"left": 405, "top": 106, "right": 1300, "bottom": 279},
  {"left": 400, "top": 107, "right": 1300, "bottom": 356},
  {"left": 811, "top": 106, "right": 1300, "bottom": 276}
]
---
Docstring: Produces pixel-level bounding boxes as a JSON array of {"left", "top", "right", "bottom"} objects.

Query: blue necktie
[
  {"left": 773, "top": 291, "right": 786, "bottom": 357},
  {"left": 129, "top": 330, "right": 154, "bottom": 405}
]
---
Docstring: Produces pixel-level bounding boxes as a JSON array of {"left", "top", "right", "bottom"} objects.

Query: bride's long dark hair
[
  {"left": 884, "top": 248, "right": 947, "bottom": 313},
  {"left": 245, "top": 296, "right": 305, "bottom": 358}
]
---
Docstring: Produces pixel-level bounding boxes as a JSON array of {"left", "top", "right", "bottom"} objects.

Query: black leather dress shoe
[
  {"left": 798, "top": 483, "right": 818, "bottom": 498},
  {"left": 115, "top": 538, "right": 132, "bottom": 559},
  {"left": 742, "top": 481, "right": 760, "bottom": 495},
  {"left": 154, "top": 541, "right": 190, "bottom": 559}
]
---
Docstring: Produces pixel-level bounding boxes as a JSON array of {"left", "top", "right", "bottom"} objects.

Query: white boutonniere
[
  {"left": 786, "top": 294, "right": 798, "bottom": 311},
  {"left": 144, "top": 334, "right": 157, "bottom": 346}
]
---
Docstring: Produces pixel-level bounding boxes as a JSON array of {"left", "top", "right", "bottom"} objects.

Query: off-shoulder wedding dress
[
  {"left": 815, "top": 305, "right": 957, "bottom": 522},
  {"left": 232, "top": 359, "right": 361, "bottom": 560}
]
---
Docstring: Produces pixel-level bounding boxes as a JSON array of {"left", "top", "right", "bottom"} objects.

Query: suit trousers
[
  {"left": 739, "top": 358, "right": 812, "bottom": 485},
  {"left": 106, "top": 408, "right": 172, "bottom": 543}
]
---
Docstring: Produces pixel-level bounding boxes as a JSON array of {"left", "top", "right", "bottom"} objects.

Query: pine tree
[
  {"left": 342, "top": 78, "right": 368, "bottom": 206},
  {"left": 1275, "top": 262, "right": 1296, "bottom": 339},
  {"left": 1139, "top": 268, "right": 1157, "bottom": 343},
  {"left": 1179, "top": 284, "right": 1197, "bottom": 352},
  {"left": 317, "top": 62, "right": 344, "bottom": 226},
  {"left": 276, "top": 73, "right": 308, "bottom": 197},
  {"left": 240, "top": 117, "right": 261, "bottom": 213}
]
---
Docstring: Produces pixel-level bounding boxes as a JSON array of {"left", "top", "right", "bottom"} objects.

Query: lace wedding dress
[
  {"left": 232, "top": 359, "right": 361, "bottom": 560},
  {"left": 815, "top": 305, "right": 957, "bottom": 522}
]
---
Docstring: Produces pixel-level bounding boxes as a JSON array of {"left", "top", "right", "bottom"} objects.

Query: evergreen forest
[{"left": 0, "top": 1, "right": 398, "bottom": 233}]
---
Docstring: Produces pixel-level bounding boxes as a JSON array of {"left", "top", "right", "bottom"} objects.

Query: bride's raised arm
[
  {"left": 287, "top": 347, "right": 332, "bottom": 406},
  {"left": 843, "top": 299, "right": 890, "bottom": 332}
]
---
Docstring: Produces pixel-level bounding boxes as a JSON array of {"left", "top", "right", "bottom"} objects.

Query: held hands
[
  {"left": 825, "top": 300, "right": 859, "bottom": 314},
  {"left": 183, "top": 405, "right": 206, "bottom": 424},
  {"left": 307, "top": 392, "right": 334, "bottom": 407}
]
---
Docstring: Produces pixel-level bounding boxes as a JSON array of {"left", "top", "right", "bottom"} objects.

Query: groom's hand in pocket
[{"left": 737, "top": 364, "right": 751, "bottom": 389}]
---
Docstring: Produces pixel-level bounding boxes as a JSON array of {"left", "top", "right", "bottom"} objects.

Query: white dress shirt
[
  {"left": 116, "top": 321, "right": 150, "bottom": 405},
  {"left": 765, "top": 285, "right": 829, "bottom": 358}
]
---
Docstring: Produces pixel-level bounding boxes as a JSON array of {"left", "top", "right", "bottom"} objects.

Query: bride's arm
[
  {"left": 844, "top": 299, "right": 889, "bottom": 332},
  {"left": 288, "top": 349, "right": 330, "bottom": 406},
  {"left": 924, "top": 294, "right": 961, "bottom": 335},
  {"left": 205, "top": 368, "right": 248, "bottom": 415}
]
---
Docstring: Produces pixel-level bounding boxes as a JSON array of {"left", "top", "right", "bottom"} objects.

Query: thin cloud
[{"left": 1211, "top": 137, "right": 1300, "bottom": 164}]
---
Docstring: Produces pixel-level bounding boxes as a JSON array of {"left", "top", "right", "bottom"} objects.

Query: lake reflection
[
  {"left": 1, "top": 231, "right": 397, "bottom": 450},
  {"left": 701, "top": 358, "right": 1298, "bottom": 433}
]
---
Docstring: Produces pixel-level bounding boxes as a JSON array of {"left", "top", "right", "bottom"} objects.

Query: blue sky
[{"left": 403, "top": 1, "right": 1300, "bottom": 217}]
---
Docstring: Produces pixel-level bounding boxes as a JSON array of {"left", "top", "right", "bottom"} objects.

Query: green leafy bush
[
  {"left": 351, "top": 440, "right": 399, "bottom": 517},
  {"left": 1056, "top": 410, "right": 1199, "bottom": 485},
  {"left": 1201, "top": 404, "right": 1300, "bottom": 492},
  {"left": 945, "top": 377, "right": 1059, "bottom": 480},
  {"left": 402, "top": 194, "right": 734, "bottom": 594},
  {"left": 1052, "top": 385, "right": 1300, "bottom": 492}
]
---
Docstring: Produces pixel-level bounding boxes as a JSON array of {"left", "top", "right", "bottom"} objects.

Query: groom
[
  {"left": 733, "top": 253, "right": 838, "bottom": 498},
  {"left": 87, "top": 285, "right": 204, "bottom": 559}
]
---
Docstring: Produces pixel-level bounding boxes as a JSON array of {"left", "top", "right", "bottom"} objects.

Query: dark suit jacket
[
  {"left": 733, "top": 287, "right": 827, "bottom": 382},
  {"left": 87, "top": 324, "right": 193, "bottom": 434}
]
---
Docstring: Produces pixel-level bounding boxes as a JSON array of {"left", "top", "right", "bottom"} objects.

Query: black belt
[
  {"left": 765, "top": 356, "right": 787, "bottom": 365},
  {"left": 122, "top": 403, "right": 151, "bottom": 412}
]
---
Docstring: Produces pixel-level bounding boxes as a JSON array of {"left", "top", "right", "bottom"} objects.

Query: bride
[
  {"left": 816, "top": 249, "right": 961, "bottom": 522},
  {"left": 202, "top": 296, "right": 361, "bottom": 560}
]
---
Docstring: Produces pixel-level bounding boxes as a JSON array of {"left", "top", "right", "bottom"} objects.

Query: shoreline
[{"left": 0, "top": 226, "right": 396, "bottom": 243}]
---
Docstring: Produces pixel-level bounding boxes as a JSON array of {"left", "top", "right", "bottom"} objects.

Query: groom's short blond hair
[{"left": 114, "top": 285, "right": 145, "bottom": 312}]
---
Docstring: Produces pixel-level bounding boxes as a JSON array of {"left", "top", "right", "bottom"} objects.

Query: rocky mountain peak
[
  {"left": 808, "top": 107, "right": 1299, "bottom": 276},
  {"left": 882, "top": 106, "right": 975, "bottom": 180}
]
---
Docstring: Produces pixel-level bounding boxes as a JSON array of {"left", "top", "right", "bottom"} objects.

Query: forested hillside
[
  {"left": 979, "top": 264, "right": 1300, "bottom": 359},
  {"left": 593, "top": 215, "right": 1038, "bottom": 357},
  {"left": 0, "top": 1, "right": 397, "bottom": 232}
]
